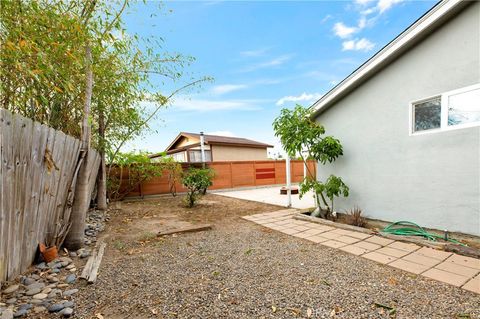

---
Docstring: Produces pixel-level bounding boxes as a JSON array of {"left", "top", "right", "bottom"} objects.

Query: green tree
[
  {"left": 273, "top": 104, "right": 349, "bottom": 218},
  {"left": 181, "top": 168, "right": 214, "bottom": 208}
]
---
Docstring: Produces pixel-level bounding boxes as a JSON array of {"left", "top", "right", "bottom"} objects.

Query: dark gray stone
[
  {"left": 61, "top": 308, "right": 74, "bottom": 317},
  {"left": 48, "top": 303, "right": 65, "bottom": 313},
  {"left": 62, "top": 289, "right": 78, "bottom": 297},
  {"left": 65, "top": 274, "right": 76, "bottom": 284},
  {"left": 18, "top": 304, "right": 32, "bottom": 311},
  {"left": 13, "top": 309, "right": 27, "bottom": 318}
]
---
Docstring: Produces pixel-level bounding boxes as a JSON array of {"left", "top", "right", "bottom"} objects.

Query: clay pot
[{"left": 39, "top": 243, "right": 58, "bottom": 262}]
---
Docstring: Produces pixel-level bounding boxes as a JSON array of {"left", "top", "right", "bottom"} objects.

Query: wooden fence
[
  {"left": 124, "top": 160, "right": 316, "bottom": 197},
  {"left": 0, "top": 109, "right": 100, "bottom": 282}
]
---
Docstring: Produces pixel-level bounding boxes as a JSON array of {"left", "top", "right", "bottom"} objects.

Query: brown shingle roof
[{"left": 181, "top": 132, "right": 273, "bottom": 148}]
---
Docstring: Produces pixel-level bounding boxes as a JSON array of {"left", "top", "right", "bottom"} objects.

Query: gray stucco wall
[{"left": 315, "top": 2, "right": 480, "bottom": 236}]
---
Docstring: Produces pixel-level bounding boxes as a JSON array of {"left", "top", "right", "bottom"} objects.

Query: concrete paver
[{"left": 243, "top": 210, "right": 480, "bottom": 294}]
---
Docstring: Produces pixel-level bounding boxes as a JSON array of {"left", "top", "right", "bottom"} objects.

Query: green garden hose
[{"left": 381, "top": 221, "right": 466, "bottom": 246}]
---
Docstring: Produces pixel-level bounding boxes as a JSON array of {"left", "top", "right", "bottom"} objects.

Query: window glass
[
  {"left": 448, "top": 88, "right": 480, "bottom": 126},
  {"left": 188, "top": 150, "right": 212, "bottom": 162},
  {"left": 413, "top": 97, "right": 441, "bottom": 132}
]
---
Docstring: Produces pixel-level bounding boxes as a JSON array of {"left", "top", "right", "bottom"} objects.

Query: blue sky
[{"left": 123, "top": 0, "right": 437, "bottom": 156}]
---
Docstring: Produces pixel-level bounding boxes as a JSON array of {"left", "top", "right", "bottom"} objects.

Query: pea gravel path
[{"left": 74, "top": 195, "right": 479, "bottom": 319}]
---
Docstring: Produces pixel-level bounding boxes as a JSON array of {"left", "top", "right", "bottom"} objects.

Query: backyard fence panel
[
  {"left": 119, "top": 160, "right": 316, "bottom": 198},
  {"left": 0, "top": 109, "right": 99, "bottom": 282}
]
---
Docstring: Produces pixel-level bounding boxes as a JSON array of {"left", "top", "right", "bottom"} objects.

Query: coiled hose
[{"left": 381, "top": 221, "right": 466, "bottom": 246}]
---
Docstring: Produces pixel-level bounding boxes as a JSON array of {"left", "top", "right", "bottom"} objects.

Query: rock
[
  {"left": 41, "top": 287, "right": 52, "bottom": 294},
  {"left": 65, "top": 264, "right": 75, "bottom": 270},
  {"left": 60, "top": 261, "right": 70, "bottom": 267},
  {"left": 57, "top": 284, "right": 68, "bottom": 288},
  {"left": 1, "top": 309, "right": 13, "bottom": 319},
  {"left": 68, "top": 252, "right": 77, "bottom": 257},
  {"left": 17, "top": 305, "right": 32, "bottom": 311},
  {"left": 59, "top": 257, "right": 72, "bottom": 264},
  {"left": 69, "top": 268, "right": 77, "bottom": 273},
  {"left": 46, "top": 284, "right": 57, "bottom": 289},
  {"left": 25, "top": 288, "right": 41, "bottom": 296},
  {"left": 32, "top": 293, "right": 48, "bottom": 300},
  {"left": 61, "top": 308, "right": 73, "bottom": 317},
  {"left": 47, "top": 276, "right": 59, "bottom": 282},
  {"left": 30, "top": 300, "right": 43, "bottom": 305},
  {"left": 33, "top": 306, "right": 46, "bottom": 314},
  {"left": 3, "top": 285, "right": 19, "bottom": 294},
  {"left": 30, "top": 274, "right": 40, "bottom": 280},
  {"left": 36, "top": 263, "right": 47, "bottom": 270},
  {"left": 22, "top": 278, "right": 36, "bottom": 286},
  {"left": 61, "top": 301, "right": 74, "bottom": 308},
  {"left": 5, "top": 298, "right": 16, "bottom": 305},
  {"left": 48, "top": 303, "right": 65, "bottom": 313},
  {"left": 63, "top": 289, "right": 78, "bottom": 297},
  {"left": 51, "top": 268, "right": 60, "bottom": 274},
  {"left": 26, "top": 283, "right": 45, "bottom": 291},
  {"left": 12, "top": 309, "right": 27, "bottom": 318},
  {"left": 65, "top": 274, "right": 76, "bottom": 284}
]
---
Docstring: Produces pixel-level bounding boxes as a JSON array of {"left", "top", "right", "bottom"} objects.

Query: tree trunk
[
  {"left": 64, "top": 45, "right": 93, "bottom": 250},
  {"left": 97, "top": 107, "right": 107, "bottom": 210}
]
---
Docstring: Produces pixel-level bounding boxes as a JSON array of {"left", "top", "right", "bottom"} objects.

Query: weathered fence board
[{"left": 0, "top": 109, "right": 100, "bottom": 282}]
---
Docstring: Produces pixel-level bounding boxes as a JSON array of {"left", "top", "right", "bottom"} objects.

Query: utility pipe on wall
[
  {"left": 200, "top": 131, "right": 206, "bottom": 167},
  {"left": 286, "top": 155, "right": 292, "bottom": 207}
]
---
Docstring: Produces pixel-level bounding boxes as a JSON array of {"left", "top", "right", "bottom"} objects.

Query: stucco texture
[
  {"left": 212, "top": 145, "right": 269, "bottom": 161},
  {"left": 315, "top": 3, "right": 480, "bottom": 235}
]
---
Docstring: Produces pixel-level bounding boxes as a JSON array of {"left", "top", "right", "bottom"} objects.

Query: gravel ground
[{"left": 73, "top": 195, "right": 479, "bottom": 319}]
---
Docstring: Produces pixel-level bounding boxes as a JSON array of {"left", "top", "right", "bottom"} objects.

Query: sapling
[{"left": 273, "top": 104, "right": 349, "bottom": 219}]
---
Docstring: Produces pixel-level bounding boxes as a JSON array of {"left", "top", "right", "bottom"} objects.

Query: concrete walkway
[
  {"left": 243, "top": 209, "right": 480, "bottom": 295},
  {"left": 213, "top": 186, "right": 316, "bottom": 209}
]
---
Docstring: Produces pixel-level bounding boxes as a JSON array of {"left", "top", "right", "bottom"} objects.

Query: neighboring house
[
  {"left": 311, "top": 0, "right": 479, "bottom": 235},
  {"left": 151, "top": 132, "right": 273, "bottom": 162}
]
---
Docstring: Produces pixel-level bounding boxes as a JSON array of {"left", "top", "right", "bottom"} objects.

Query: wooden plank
[
  {"left": 87, "top": 242, "right": 106, "bottom": 284},
  {"left": 0, "top": 109, "right": 9, "bottom": 281},
  {"left": 157, "top": 224, "right": 212, "bottom": 236}
]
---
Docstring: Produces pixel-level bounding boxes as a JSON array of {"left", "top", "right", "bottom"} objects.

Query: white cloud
[
  {"left": 239, "top": 55, "right": 292, "bottom": 72},
  {"left": 240, "top": 48, "right": 269, "bottom": 57},
  {"left": 342, "top": 38, "right": 375, "bottom": 52},
  {"left": 171, "top": 97, "right": 264, "bottom": 112},
  {"left": 206, "top": 130, "right": 236, "bottom": 137},
  {"left": 355, "top": 0, "right": 376, "bottom": 5},
  {"left": 333, "top": 22, "right": 358, "bottom": 39},
  {"left": 210, "top": 84, "right": 247, "bottom": 95},
  {"left": 276, "top": 92, "right": 323, "bottom": 106},
  {"left": 321, "top": 14, "right": 333, "bottom": 24},
  {"left": 377, "top": 0, "right": 404, "bottom": 13}
]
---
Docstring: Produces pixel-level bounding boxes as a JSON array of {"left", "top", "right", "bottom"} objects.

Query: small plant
[
  {"left": 344, "top": 207, "right": 367, "bottom": 228},
  {"left": 181, "top": 167, "right": 214, "bottom": 208},
  {"left": 157, "top": 156, "right": 183, "bottom": 197}
]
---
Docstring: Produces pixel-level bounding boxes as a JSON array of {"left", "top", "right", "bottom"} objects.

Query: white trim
[
  {"left": 409, "top": 83, "right": 480, "bottom": 136},
  {"left": 312, "top": 0, "right": 465, "bottom": 116}
]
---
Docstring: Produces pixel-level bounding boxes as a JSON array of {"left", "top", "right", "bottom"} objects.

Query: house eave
[{"left": 310, "top": 0, "right": 469, "bottom": 117}]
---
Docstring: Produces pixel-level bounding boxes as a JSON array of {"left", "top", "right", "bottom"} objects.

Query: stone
[
  {"left": 60, "top": 261, "right": 70, "bottom": 267},
  {"left": 65, "top": 264, "right": 75, "bottom": 270},
  {"left": 462, "top": 275, "right": 480, "bottom": 294},
  {"left": 80, "top": 251, "right": 90, "bottom": 258},
  {"left": 46, "top": 284, "right": 57, "bottom": 289},
  {"left": 5, "top": 298, "right": 16, "bottom": 305},
  {"left": 36, "top": 263, "right": 47, "bottom": 270},
  {"left": 25, "top": 288, "right": 41, "bottom": 296},
  {"left": 57, "top": 284, "right": 68, "bottom": 288},
  {"left": 30, "top": 300, "right": 43, "bottom": 305},
  {"left": 51, "top": 268, "right": 60, "bottom": 274},
  {"left": 63, "top": 289, "right": 78, "bottom": 297},
  {"left": 59, "top": 257, "right": 72, "bottom": 264},
  {"left": 65, "top": 274, "right": 76, "bottom": 284},
  {"left": 47, "top": 277, "right": 59, "bottom": 283},
  {"left": 17, "top": 305, "right": 32, "bottom": 311},
  {"left": 22, "top": 278, "right": 36, "bottom": 286},
  {"left": 62, "top": 301, "right": 74, "bottom": 308},
  {"left": 12, "top": 309, "right": 27, "bottom": 318},
  {"left": 48, "top": 303, "right": 65, "bottom": 313},
  {"left": 61, "top": 308, "right": 74, "bottom": 317},
  {"left": 362, "top": 251, "right": 397, "bottom": 264},
  {"left": 3, "top": 285, "right": 19, "bottom": 294},
  {"left": 69, "top": 268, "right": 77, "bottom": 273},
  {"left": 32, "top": 293, "right": 48, "bottom": 300},
  {"left": 1, "top": 309, "right": 13, "bottom": 319},
  {"left": 68, "top": 252, "right": 77, "bottom": 258},
  {"left": 30, "top": 274, "right": 40, "bottom": 280},
  {"left": 41, "top": 287, "right": 52, "bottom": 294},
  {"left": 26, "top": 283, "right": 45, "bottom": 291}
]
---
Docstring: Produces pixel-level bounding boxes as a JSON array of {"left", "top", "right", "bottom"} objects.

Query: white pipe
[
  {"left": 200, "top": 131, "right": 206, "bottom": 165},
  {"left": 286, "top": 155, "right": 291, "bottom": 207}
]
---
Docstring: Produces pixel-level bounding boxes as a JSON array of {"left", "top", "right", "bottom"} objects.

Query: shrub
[
  {"left": 344, "top": 207, "right": 367, "bottom": 228},
  {"left": 181, "top": 167, "right": 214, "bottom": 208}
]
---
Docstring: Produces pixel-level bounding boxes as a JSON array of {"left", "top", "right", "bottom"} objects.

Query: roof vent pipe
[{"left": 200, "top": 131, "right": 206, "bottom": 167}]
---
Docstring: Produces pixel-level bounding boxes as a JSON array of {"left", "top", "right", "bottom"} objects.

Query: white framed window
[{"left": 410, "top": 83, "right": 480, "bottom": 135}]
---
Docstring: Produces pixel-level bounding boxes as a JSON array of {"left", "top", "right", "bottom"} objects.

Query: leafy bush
[
  {"left": 344, "top": 207, "right": 367, "bottom": 228},
  {"left": 273, "top": 104, "right": 349, "bottom": 219},
  {"left": 156, "top": 156, "right": 183, "bottom": 196},
  {"left": 181, "top": 167, "right": 214, "bottom": 208},
  {"left": 107, "top": 151, "right": 163, "bottom": 201}
]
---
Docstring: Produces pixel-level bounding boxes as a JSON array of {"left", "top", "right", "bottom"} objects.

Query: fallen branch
[{"left": 157, "top": 224, "right": 212, "bottom": 237}]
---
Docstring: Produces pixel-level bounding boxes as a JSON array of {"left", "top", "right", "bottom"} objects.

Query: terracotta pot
[{"left": 41, "top": 245, "right": 58, "bottom": 262}]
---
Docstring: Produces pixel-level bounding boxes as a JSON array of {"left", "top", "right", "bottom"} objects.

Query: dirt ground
[{"left": 72, "top": 194, "right": 479, "bottom": 319}]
